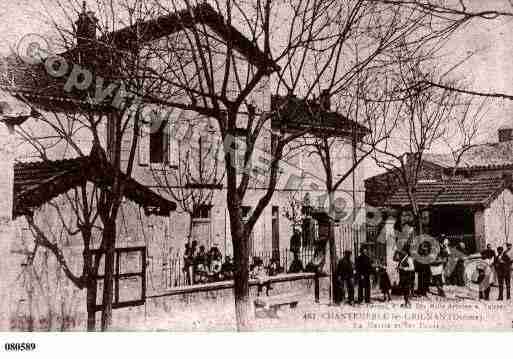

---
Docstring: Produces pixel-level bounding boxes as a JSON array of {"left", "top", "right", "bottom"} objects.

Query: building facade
[{"left": 365, "top": 127, "right": 513, "bottom": 253}]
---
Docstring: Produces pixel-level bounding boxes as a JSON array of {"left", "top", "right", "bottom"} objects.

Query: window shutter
[
  {"left": 166, "top": 108, "right": 182, "bottom": 168},
  {"left": 139, "top": 121, "right": 150, "bottom": 166},
  {"left": 168, "top": 129, "right": 179, "bottom": 168}
]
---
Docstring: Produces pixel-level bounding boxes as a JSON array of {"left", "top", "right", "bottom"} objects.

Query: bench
[{"left": 254, "top": 293, "right": 301, "bottom": 319}]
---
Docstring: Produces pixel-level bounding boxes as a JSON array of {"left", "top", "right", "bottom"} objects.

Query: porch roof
[
  {"left": 13, "top": 151, "right": 176, "bottom": 218},
  {"left": 386, "top": 178, "right": 507, "bottom": 208},
  {"left": 270, "top": 95, "right": 370, "bottom": 139}
]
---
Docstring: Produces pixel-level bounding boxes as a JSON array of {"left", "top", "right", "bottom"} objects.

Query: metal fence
[
  {"left": 335, "top": 223, "right": 385, "bottom": 265},
  {"left": 160, "top": 247, "right": 316, "bottom": 288},
  {"left": 157, "top": 223, "right": 386, "bottom": 289}
]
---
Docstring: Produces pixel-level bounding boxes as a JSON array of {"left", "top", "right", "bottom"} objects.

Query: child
[
  {"left": 377, "top": 265, "right": 392, "bottom": 301},
  {"left": 472, "top": 261, "right": 491, "bottom": 300},
  {"left": 250, "top": 258, "right": 271, "bottom": 296},
  {"left": 430, "top": 256, "right": 446, "bottom": 297}
]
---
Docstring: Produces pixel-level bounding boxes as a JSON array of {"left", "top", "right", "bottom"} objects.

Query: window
[
  {"left": 150, "top": 120, "right": 169, "bottom": 164},
  {"left": 241, "top": 206, "right": 252, "bottom": 220},
  {"left": 139, "top": 109, "right": 180, "bottom": 167},
  {"left": 241, "top": 206, "right": 255, "bottom": 254},
  {"left": 192, "top": 204, "right": 212, "bottom": 219},
  {"left": 191, "top": 204, "right": 212, "bottom": 247},
  {"left": 271, "top": 133, "right": 279, "bottom": 154}
]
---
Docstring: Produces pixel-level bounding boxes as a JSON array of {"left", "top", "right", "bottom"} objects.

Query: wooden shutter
[
  {"left": 167, "top": 108, "right": 182, "bottom": 168},
  {"left": 168, "top": 128, "right": 179, "bottom": 168}
]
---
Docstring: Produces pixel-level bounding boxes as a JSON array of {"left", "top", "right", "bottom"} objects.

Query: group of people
[
  {"left": 476, "top": 243, "right": 512, "bottom": 300},
  {"left": 334, "top": 247, "right": 377, "bottom": 305},
  {"left": 334, "top": 236, "right": 513, "bottom": 307},
  {"left": 183, "top": 241, "right": 234, "bottom": 284}
]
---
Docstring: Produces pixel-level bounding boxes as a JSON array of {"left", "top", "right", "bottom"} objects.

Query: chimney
[
  {"left": 498, "top": 126, "right": 513, "bottom": 142},
  {"left": 75, "top": 1, "right": 98, "bottom": 48},
  {"left": 320, "top": 89, "right": 330, "bottom": 111}
]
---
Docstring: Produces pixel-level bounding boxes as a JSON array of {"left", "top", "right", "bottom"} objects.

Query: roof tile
[
  {"left": 423, "top": 141, "right": 513, "bottom": 169},
  {"left": 386, "top": 178, "right": 506, "bottom": 207}
]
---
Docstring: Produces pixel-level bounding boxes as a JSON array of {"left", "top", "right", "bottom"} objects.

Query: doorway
[{"left": 272, "top": 206, "right": 280, "bottom": 261}]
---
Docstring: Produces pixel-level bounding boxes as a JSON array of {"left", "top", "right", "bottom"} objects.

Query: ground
[{"left": 107, "top": 281, "right": 513, "bottom": 331}]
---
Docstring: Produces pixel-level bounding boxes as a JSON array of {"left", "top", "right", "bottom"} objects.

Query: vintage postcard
[{"left": 1, "top": 0, "right": 513, "bottom": 341}]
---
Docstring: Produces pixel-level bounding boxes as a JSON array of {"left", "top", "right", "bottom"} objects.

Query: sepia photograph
[{"left": 1, "top": 0, "right": 513, "bottom": 343}]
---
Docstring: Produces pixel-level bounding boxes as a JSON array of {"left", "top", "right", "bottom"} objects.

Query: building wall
[
  {"left": 484, "top": 188, "right": 513, "bottom": 249},
  {"left": 123, "top": 108, "right": 367, "bottom": 257}
]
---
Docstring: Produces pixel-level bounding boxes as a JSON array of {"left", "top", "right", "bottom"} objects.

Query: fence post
[{"left": 314, "top": 273, "right": 320, "bottom": 303}]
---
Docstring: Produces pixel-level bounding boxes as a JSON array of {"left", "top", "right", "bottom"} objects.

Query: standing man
[
  {"left": 505, "top": 243, "right": 512, "bottom": 300},
  {"left": 481, "top": 244, "right": 496, "bottom": 262},
  {"left": 336, "top": 250, "right": 355, "bottom": 305},
  {"left": 415, "top": 241, "right": 431, "bottom": 296},
  {"left": 499, "top": 243, "right": 512, "bottom": 300},
  {"left": 495, "top": 246, "right": 512, "bottom": 300},
  {"left": 355, "top": 247, "right": 373, "bottom": 304},
  {"left": 290, "top": 228, "right": 301, "bottom": 257}
]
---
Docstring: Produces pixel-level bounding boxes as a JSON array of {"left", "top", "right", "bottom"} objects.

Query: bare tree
[
  {"left": 4, "top": 0, "right": 499, "bottom": 331},
  {"left": 372, "top": 59, "right": 488, "bottom": 234},
  {"left": 2, "top": 0, "right": 177, "bottom": 330},
  {"left": 150, "top": 111, "right": 225, "bottom": 243},
  {"left": 135, "top": 0, "right": 497, "bottom": 329}
]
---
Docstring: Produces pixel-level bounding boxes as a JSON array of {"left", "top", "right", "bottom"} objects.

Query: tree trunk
[
  {"left": 328, "top": 192, "right": 338, "bottom": 304},
  {"left": 328, "top": 220, "right": 337, "bottom": 304},
  {"left": 232, "top": 225, "right": 252, "bottom": 331},
  {"left": 86, "top": 278, "right": 97, "bottom": 331},
  {"left": 100, "top": 220, "right": 116, "bottom": 331}
]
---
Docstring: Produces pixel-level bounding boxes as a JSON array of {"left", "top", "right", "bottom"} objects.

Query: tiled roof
[
  {"left": 386, "top": 178, "right": 507, "bottom": 208},
  {"left": 103, "top": 3, "right": 278, "bottom": 73},
  {"left": 270, "top": 95, "right": 370, "bottom": 138},
  {"left": 0, "top": 3, "right": 278, "bottom": 112},
  {"left": 13, "top": 153, "right": 176, "bottom": 218},
  {"left": 423, "top": 141, "right": 513, "bottom": 170}
]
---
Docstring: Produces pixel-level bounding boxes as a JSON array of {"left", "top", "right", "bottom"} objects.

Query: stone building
[
  {"left": 0, "top": 2, "right": 370, "bottom": 329},
  {"left": 365, "top": 127, "right": 513, "bottom": 253}
]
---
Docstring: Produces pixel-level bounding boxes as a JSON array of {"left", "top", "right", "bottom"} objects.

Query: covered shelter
[
  {"left": 385, "top": 178, "right": 512, "bottom": 253},
  {"left": 13, "top": 147, "right": 176, "bottom": 219}
]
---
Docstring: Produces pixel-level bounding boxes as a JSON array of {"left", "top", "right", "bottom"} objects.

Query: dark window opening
[
  {"left": 241, "top": 206, "right": 252, "bottom": 220},
  {"left": 150, "top": 121, "right": 169, "bottom": 164},
  {"left": 192, "top": 204, "right": 212, "bottom": 219}
]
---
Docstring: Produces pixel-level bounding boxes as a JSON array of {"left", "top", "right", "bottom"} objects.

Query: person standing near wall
[
  {"left": 290, "top": 228, "right": 301, "bottom": 257},
  {"left": 336, "top": 250, "right": 355, "bottom": 305},
  {"left": 355, "top": 247, "right": 373, "bottom": 304},
  {"left": 496, "top": 244, "right": 512, "bottom": 300}
]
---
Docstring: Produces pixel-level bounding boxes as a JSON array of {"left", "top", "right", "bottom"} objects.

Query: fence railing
[
  {"left": 335, "top": 223, "right": 385, "bottom": 264},
  {"left": 160, "top": 247, "right": 316, "bottom": 288},
  {"left": 156, "top": 223, "right": 388, "bottom": 289}
]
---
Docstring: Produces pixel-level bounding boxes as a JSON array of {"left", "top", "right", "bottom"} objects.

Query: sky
[{"left": 2, "top": 0, "right": 513, "bottom": 177}]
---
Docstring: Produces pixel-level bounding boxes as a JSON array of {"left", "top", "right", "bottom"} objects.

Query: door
[
  {"left": 191, "top": 219, "right": 212, "bottom": 248},
  {"left": 272, "top": 206, "right": 280, "bottom": 261}
]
